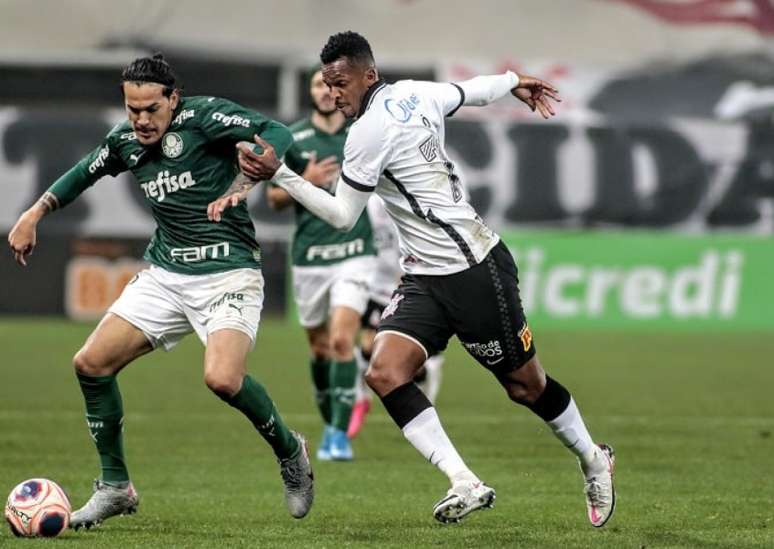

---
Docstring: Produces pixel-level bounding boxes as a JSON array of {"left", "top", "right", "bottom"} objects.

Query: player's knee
[
  {"left": 330, "top": 333, "right": 354, "bottom": 360},
  {"left": 504, "top": 375, "right": 546, "bottom": 406},
  {"left": 73, "top": 347, "right": 110, "bottom": 377},
  {"left": 204, "top": 369, "right": 242, "bottom": 398},
  {"left": 364, "top": 358, "right": 402, "bottom": 394}
]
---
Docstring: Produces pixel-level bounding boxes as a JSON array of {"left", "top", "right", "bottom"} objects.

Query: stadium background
[{"left": 1, "top": 1, "right": 772, "bottom": 547}]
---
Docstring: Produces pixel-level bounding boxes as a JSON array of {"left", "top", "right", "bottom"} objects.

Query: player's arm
[
  {"left": 209, "top": 135, "right": 370, "bottom": 231},
  {"left": 7, "top": 140, "right": 125, "bottom": 266},
  {"left": 441, "top": 71, "right": 561, "bottom": 119}
]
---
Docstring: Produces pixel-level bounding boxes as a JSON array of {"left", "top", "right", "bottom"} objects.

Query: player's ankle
[
  {"left": 450, "top": 470, "right": 479, "bottom": 486},
  {"left": 579, "top": 445, "right": 605, "bottom": 477}
]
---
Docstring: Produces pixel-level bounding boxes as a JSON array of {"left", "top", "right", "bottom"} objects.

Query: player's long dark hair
[
  {"left": 320, "top": 31, "right": 374, "bottom": 67},
  {"left": 120, "top": 53, "right": 179, "bottom": 97}
]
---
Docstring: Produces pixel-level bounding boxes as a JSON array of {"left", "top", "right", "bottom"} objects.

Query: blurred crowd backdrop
[{"left": 1, "top": 0, "right": 772, "bottom": 330}]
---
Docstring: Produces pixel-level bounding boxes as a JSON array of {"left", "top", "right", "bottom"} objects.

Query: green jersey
[
  {"left": 284, "top": 118, "right": 375, "bottom": 267},
  {"left": 48, "top": 96, "right": 292, "bottom": 275}
]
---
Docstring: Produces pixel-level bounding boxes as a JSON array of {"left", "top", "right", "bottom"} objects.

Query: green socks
[
  {"left": 310, "top": 357, "right": 332, "bottom": 425},
  {"left": 330, "top": 359, "right": 357, "bottom": 431},
  {"left": 222, "top": 375, "right": 299, "bottom": 460},
  {"left": 76, "top": 373, "right": 129, "bottom": 484}
]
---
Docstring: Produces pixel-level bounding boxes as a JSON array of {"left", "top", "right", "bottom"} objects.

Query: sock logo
[{"left": 258, "top": 414, "right": 276, "bottom": 437}]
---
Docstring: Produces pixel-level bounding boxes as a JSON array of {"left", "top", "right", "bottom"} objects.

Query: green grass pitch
[{"left": 1, "top": 318, "right": 772, "bottom": 548}]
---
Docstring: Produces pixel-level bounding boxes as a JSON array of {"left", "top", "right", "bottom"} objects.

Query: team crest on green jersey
[{"left": 161, "top": 132, "right": 184, "bottom": 158}]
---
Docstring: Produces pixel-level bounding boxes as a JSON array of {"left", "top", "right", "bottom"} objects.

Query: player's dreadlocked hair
[
  {"left": 320, "top": 31, "right": 374, "bottom": 67},
  {"left": 120, "top": 53, "right": 178, "bottom": 97}
]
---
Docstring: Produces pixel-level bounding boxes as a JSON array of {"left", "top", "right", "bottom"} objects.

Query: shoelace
[
  {"left": 584, "top": 477, "right": 611, "bottom": 507},
  {"left": 280, "top": 458, "right": 305, "bottom": 490}
]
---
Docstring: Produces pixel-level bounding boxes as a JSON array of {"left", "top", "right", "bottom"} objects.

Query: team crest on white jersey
[{"left": 161, "top": 132, "right": 184, "bottom": 158}]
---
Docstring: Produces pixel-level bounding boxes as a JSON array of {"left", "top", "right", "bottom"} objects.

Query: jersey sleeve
[
  {"left": 47, "top": 134, "right": 127, "bottom": 209},
  {"left": 199, "top": 97, "right": 293, "bottom": 157},
  {"left": 414, "top": 81, "right": 466, "bottom": 118},
  {"left": 340, "top": 122, "right": 392, "bottom": 192}
]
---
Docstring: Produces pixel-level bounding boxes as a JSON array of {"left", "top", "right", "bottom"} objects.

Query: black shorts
[
  {"left": 361, "top": 299, "right": 386, "bottom": 330},
  {"left": 377, "top": 240, "right": 536, "bottom": 374}
]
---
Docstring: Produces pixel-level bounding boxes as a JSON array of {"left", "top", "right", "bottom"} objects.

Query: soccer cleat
[
  {"left": 432, "top": 480, "right": 495, "bottom": 524},
  {"left": 583, "top": 443, "right": 616, "bottom": 528},
  {"left": 69, "top": 480, "right": 139, "bottom": 530},
  {"left": 279, "top": 431, "right": 315, "bottom": 519},
  {"left": 316, "top": 425, "right": 333, "bottom": 461},
  {"left": 328, "top": 428, "right": 353, "bottom": 461},
  {"left": 346, "top": 399, "right": 371, "bottom": 439}
]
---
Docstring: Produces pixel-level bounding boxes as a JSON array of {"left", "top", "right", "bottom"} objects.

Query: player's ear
[
  {"left": 169, "top": 88, "right": 180, "bottom": 109},
  {"left": 365, "top": 66, "right": 378, "bottom": 85}
]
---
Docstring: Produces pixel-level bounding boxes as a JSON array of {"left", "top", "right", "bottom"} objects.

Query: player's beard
[{"left": 313, "top": 103, "right": 338, "bottom": 117}]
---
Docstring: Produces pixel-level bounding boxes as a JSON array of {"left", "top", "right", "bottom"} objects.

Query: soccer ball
[{"left": 4, "top": 478, "right": 71, "bottom": 537}]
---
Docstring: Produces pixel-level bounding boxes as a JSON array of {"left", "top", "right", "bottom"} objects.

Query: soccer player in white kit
[{"left": 210, "top": 32, "right": 616, "bottom": 527}]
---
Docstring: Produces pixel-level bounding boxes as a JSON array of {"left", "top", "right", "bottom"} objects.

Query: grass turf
[{"left": 0, "top": 318, "right": 772, "bottom": 548}]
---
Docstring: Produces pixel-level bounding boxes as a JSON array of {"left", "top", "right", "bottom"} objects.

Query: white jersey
[
  {"left": 341, "top": 79, "right": 499, "bottom": 276},
  {"left": 367, "top": 195, "right": 402, "bottom": 305}
]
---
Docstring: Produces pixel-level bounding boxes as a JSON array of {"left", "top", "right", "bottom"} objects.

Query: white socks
[
  {"left": 546, "top": 398, "right": 603, "bottom": 474},
  {"left": 401, "top": 407, "right": 478, "bottom": 485}
]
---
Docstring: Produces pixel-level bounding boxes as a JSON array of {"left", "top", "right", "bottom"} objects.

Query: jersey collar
[{"left": 357, "top": 79, "right": 387, "bottom": 119}]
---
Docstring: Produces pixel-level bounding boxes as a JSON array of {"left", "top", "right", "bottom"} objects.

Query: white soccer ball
[{"left": 4, "top": 478, "right": 71, "bottom": 537}]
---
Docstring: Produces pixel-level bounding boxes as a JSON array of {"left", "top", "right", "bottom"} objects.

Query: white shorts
[
  {"left": 292, "top": 256, "right": 374, "bottom": 328},
  {"left": 108, "top": 265, "right": 264, "bottom": 351}
]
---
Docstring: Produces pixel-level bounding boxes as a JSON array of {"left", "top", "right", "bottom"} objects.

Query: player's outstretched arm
[
  {"left": 456, "top": 71, "right": 561, "bottom": 119},
  {"left": 229, "top": 135, "right": 369, "bottom": 231},
  {"left": 8, "top": 192, "right": 59, "bottom": 266}
]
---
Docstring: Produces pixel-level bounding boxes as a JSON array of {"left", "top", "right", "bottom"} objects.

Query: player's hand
[
  {"left": 8, "top": 210, "right": 39, "bottom": 267},
  {"left": 237, "top": 135, "right": 281, "bottom": 181},
  {"left": 511, "top": 74, "right": 561, "bottom": 119},
  {"left": 302, "top": 153, "right": 340, "bottom": 188},
  {"left": 207, "top": 188, "right": 251, "bottom": 222}
]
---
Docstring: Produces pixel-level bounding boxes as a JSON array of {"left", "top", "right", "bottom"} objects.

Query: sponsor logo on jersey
[
  {"left": 381, "top": 293, "right": 404, "bottom": 319},
  {"left": 170, "top": 241, "right": 230, "bottom": 263},
  {"left": 88, "top": 145, "right": 111, "bottom": 174},
  {"left": 385, "top": 93, "right": 420, "bottom": 123},
  {"left": 120, "top": 131, "right": 137, "bottom": 141},
  {"left": 518, "top": 323, "right": 533, "bottom": 352},
  {"left": 172, "top": 108, "right": 195, "bottom": 126},
  {"left": 212, "top": 112, "right": 251, "bottom": 128},
  {"left": 419, "top": 135, "right": 439, "bottom": 162},
  {"left": 161, "top": 132, "right": 184, "bottom": 158},
  {"left": 140, "top": 170, "right": 196, "bottom": 202},
  {"left": 306, "top": 238, "right": 365, "bottom": 261},
  {"left": 209, "top": 291, "right": 244, "bottom": 312},
  {"left": 293, "top": 128, "right": 315, "bottom": 142},
  {"left": 462, "top": 339, "right": 504, "bottom": 365}
]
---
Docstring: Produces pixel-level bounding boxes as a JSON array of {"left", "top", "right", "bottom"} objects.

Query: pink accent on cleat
[{"left": 347, "top": 399, "right": 371, "bottom": 438}]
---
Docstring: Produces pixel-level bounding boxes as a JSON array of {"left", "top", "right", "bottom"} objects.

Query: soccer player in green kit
[
  {"left": 7, "top": 54, "right": 314, "bottom": 528},
  {"left": 266, "top": 69, "right": 376, "bottom": 461}
]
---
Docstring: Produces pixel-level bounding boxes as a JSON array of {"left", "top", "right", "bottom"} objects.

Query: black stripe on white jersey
[
  {"left": 447, "top": 83, "right": 466, "bottom": 117},
  {"left": 383, "top": 170, "right": 477, "bottom": 267},
  {"left": 341, "top": 172, "right": 374, "bottom": 193}
]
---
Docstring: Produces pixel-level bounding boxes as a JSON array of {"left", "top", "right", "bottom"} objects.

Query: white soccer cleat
[
  {"left": 432, "top": 480, "right": 495, "bottom": 524},
  {"left": 70, "top": 480, "right": 139, "bottom": 530},
  {"left": 583, "top": 443, "right": 616, "bottom": 528},
  {"left": 279, "top": 432, "right": 315, "bottom": 519}
]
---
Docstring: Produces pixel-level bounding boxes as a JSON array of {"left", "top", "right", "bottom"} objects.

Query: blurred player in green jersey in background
[{"left": 266, "top": 69, "right": 376, "bottom": 461}]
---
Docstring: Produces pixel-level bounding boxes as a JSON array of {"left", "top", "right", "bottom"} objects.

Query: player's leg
[
  {"left": 495, "top": 355, "right": 615, "bottom": 527},
  {"left": 415, "top": 353, "right": 444, "bottom": 403},
  {"left": 447, "top": 241, "right": 615, "bottom": 527},
  {"left": 369, "top": 278, "right": 493, "bottom": 523},
  {"left": 325, "top": 256, "right": 373, "bottom": 458},
  {"left": 347, "top": 313, "right": 377, "bottom": 438},
  {"left": 192, "top": 268, "right": 313, "bottom": 519},
  {"left": 326, "top": 304, "right": 361, "bottom": 459},
  {"left": 304, "top": 324, "right": 334, "bottom": 459},
  {"left": 70, "top": 266, "right": 192, "bottom": 529}
]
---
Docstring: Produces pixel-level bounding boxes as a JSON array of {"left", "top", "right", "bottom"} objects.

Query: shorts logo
[
  {"left": 381, "top": 293, "right": 404, "bottom": 320},
  {"left": 209, "top": 291, "right": 245, "bottom": 313},
  {"left": 462, "top": 339, "right": 504, "bottom": 366},
  {"left": 161, "top": 132, "right": 184, "bottom": 158},
  {"left": 519, "top": 323, "right": 533, "bottom": 352}
]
